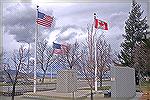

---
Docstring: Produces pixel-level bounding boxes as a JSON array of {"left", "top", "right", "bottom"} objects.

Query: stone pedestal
[
  {"left": 56, "top": 70, "right": 77, "bottom": 93},
  {"left": 111, "top": 66, "right": 136, "bottom": 99}
]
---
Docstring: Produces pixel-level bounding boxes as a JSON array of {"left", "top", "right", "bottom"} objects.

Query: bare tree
[
  {"left": 0, "top": 51, "right": 4, "bottom": 82},
  {"left": 75, "top": 26, "right": 95, "bottom": 100},
  {"left": 37, "top": 40, "right": 55, "bottom": 83},
  {"left": 133, "top": 41, "right": 150, "bottom": 77},
  {"left": 79, "top": 49, "right": 95, "bottom": 100},
  {"left": 3, "top": 46, "right": 28, "bottom": 100},
  {"left": 78, "top": 27, "right": 112, "bottom": 100},
  {"left": 96, "top": 36, "right": 112, "bottom": 87},
  {"left": 57, "top": 41, "right": 82, "bottom": 69},
  {"left": 112, "top": 51, "right": 124, "bottom": 67}
]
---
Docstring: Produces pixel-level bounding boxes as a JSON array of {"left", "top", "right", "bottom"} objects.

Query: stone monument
[
  {"left": 111, "top": 66, "right": 136, "bottom": 99},
  {"left": 56, "top": 69, "right": 77, "bottom": 93}
]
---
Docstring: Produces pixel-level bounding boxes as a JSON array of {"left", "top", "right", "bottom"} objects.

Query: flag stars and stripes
[
  {"left": 36, "top": 11, "right": 53, "bottom": 27},
  {"left": 52, "top": 42, "right": 68, "bottom": 54}
]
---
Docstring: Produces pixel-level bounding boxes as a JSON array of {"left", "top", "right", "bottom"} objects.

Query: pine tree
[{"left": 118, "top": 0, "right": 149, "bottom": 68}]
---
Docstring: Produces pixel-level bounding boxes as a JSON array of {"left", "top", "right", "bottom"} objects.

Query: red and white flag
[
  {"left": 53, "top": 49, "right": 63, "bottom": 54},
  {"left": 95, "top": 19, "right": 108, "bottom": 30},
  {"left": 52, "top": 42, "right": 69, "bottom": 54},
  {"left": 36, "top": 11, "right": 53, "bottom": 27}
]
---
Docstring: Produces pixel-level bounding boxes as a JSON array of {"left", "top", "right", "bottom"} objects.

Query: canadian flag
[{"left": 95, "top": 19, "right": 108, "bottom": 30}]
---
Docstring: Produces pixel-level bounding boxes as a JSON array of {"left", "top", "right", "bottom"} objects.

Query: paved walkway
[
  {"left": 5, "top": 89, "right": 143, "bottom": 100},
  {"left": 0, "top": 91, "right": 143, "bottom": 100},
  {"left": 22, "top": 90, "right": 143, "bottom": 100},
  {"left": 23, "top": 90, "right": 91, "bottom": 100}
]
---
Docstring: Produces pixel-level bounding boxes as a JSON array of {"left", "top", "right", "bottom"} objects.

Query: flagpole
[
  {"left": 93, "top": 13, "right": 98, "bottom": 92},
  {"left": 34, "top": 5, "right": 39, "bottom": 93}
]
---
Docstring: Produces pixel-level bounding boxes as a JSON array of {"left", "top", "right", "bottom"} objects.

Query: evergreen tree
[{"left": 118, "top": 0, "right": 149, "bottom": 68}]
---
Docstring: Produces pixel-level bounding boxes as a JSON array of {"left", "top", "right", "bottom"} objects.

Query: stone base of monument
[{"left": 56, "top": 70, "right": 77, "bottom": 93}]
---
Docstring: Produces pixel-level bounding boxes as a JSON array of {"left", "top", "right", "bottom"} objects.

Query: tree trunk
[
  {"left": 135, "top": 70, "right": 139, "bottom": 85},
  {"left": 90, "top": 89, "right": 93, "bottom": 100},
  {"left": 42, "top": 71, "right": 46, "bottom": 83},
  {"left": 99, "top": 72, "right": 103, "bottom": 87},
  {"left": 11, "top": 83, "right": 16, "bottom": 100},
  {"left": 69, "top": 65, "right": 73, "bottom": 69},
  {"left": 138, "top": 70, "right": 142, "bottom": 92}
]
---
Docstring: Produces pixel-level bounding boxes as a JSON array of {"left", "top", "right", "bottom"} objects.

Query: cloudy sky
[{"left": 2, "top": 1, "right": 148, "bottom": 53}]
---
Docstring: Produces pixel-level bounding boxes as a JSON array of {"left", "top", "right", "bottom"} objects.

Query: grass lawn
[
  {"left": 78, "top": 86, "right": 111, "bottom": 91},
  {"left": 39, "top": 78, "right": 57, "bottom": 83},
  {"left": 0, "top": 82, "right": 12, "bottom": 86},
  {"left": 140, "top": 81, "right": 150, "bottom": 91},
  {"left": 136, "top": 81, "right": 150, "bottom": 93}
]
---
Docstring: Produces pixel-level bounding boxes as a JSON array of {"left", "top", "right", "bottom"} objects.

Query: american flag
[
  {"left": 53, "top": 49, "right": 63, "bottom": 54},
  {"left": 52, "top": 42, "right": 68, "bottom": 54},
  {"left": 36, "top": 11, "right": 53, "bottom": 27}
]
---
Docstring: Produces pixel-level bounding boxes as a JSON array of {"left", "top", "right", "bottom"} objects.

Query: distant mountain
[
  {"left": 0, "top": 69, "right": 31, "bottom": 82},
  {"left": 1, "top": 69, "right": 24, "bottom": 76},
  {"left": 1, "top": 69, "right": 57, "bottom": 78}
]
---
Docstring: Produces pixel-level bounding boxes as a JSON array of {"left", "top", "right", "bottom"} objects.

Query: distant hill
[
  {"left": 0, "top": 69, "right": 36, "bottom": 82},
  {"left": 0, "top": 69, "right": 56, "bottom": 79}
]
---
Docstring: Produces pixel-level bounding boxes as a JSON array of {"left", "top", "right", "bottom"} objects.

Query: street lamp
[{"left": 17, "top": 40, "right": 30, "bottom": 75}]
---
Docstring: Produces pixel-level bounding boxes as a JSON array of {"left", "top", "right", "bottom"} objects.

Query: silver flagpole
[
  {"left": 94, "top": 13, "right": 98, "bottom": 92},
  {"left": 34, "top": 5, "right": 39, "bottom": 93}
]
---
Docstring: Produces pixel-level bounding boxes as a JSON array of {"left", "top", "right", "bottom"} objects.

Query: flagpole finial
[
  {"left": 37, "top": 5, "right": 39, "bottom": 10},
  {"left": 94, "top": 13, "right": 96, "bottom": 19}
]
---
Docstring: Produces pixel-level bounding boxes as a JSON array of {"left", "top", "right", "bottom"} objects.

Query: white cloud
[
  {"left": 3, "top": 2, "right": 148, "bottom": 53},
  {"left": 105, "top": 26, "right": 124, "bottom": 52},
  {"left": 46, "top": 29, "right": 60, "bottom": 46},
  {"left": 3, "top": 33, "right": 20, "bottom": 52}
]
